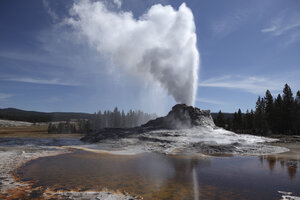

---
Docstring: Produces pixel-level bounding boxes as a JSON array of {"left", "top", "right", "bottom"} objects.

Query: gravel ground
[{"left": 0, "top": 146, "right": 67, "bottom": 194}]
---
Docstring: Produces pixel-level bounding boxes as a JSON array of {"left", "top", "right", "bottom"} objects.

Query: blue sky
[{"left": 0, "top": 0, "right": 300, "bottom": 115}]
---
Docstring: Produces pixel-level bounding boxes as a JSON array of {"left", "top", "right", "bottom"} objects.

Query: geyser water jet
[{"left": 66, "top": 0, "right": 199, "bottom": 106}]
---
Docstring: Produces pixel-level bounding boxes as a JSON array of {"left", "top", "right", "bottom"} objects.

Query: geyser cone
[{"left": 142, "top": 104, "right": 215, "bottom": 129}]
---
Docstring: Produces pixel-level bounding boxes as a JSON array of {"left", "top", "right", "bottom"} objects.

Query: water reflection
[
  {"left": 17, "top": 151, "right": 300, "bottom": 200},
  {"left": 192, "top": 165, "right": 199, "bottom": 200},
  {"left": 259, "top": 155, "right": 298, "bottom": 180}
]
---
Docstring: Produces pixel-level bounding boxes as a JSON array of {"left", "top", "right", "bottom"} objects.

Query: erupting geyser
[
  {"left": 67, "top": 0, "right": 199, "bottom": 106},
  {"left": 65, "top": 1, "right": 288, "bottom": 156}
]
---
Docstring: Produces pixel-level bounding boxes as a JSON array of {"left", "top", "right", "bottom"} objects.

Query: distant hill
[
  {"left": 0, "top": 108, "right": 93, "bottom": 123},
  {"left": 0, "top": 107, "right": 234, "bottom": 123}
]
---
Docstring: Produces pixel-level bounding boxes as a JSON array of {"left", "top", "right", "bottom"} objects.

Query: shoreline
[
  {"left": 0, "top": 145, "right": 141, "bottom": 200},
  {"left": 0, "top": 130, "right": 299, "bottom": 199},
  {"left": 11, "top": 143, "right": 300, "bottom": 200},
  {"left": 0, "top": 145, "right": 69, "bottom": 199}
]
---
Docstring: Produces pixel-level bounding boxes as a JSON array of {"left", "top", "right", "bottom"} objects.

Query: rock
[
  {"left": 142, "top": 104, "right": 215, "bottom": 129},
  {"left": 81, "top": 104, "right": 215, "bottom": 143}
]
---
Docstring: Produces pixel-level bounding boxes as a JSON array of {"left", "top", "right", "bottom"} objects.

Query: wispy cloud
[
  {"left": 198, "top": 75, "right": 283, "bottom": 95},
  {"left": 212, "top": 9, "right": 249, "bottom": 38},
  {"left": 0, "top": 93, "right": 13, "bottom": 100},
  {"left": 261, "top": 13, "right": 300, "bottom": 45},
  {"left": 210, "top": 1, "right": 266, "bottom": 39},
  {"left": 0, "top": 51, "right": 62, "bottom": 67},
  {"left": 261, "top": 26, "right": 277, "bottom": 33},
  {"left": 3, "top": 77, "right": 79, "bottom": 86},
  {"left": 286, "top": 30, "right": 300, "bottom": 45},
  {"left": 261, "top": 18, "right": 300, "bottom": 36},
  {"left": 196, "top": 98, "right": 224, "bottom": 105},
  {"left": 261, "top": 22, "right": 300, "bottom": 35},
  {"left": 42, "top": 0, "right": 58, "bottom": 21}
]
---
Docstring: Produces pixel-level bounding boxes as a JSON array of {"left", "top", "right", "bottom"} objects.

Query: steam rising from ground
[{"left": 66, "top": 0, "right": 199, "bottom": 106}]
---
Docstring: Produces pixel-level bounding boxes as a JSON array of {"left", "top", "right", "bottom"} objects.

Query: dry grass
[{"left": 0, "top": 125, "right": 84, "bottom": 139}]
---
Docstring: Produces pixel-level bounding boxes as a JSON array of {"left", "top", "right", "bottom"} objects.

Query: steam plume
[{"left": 67, "top": 0, "right": 199, "bottom": 106}]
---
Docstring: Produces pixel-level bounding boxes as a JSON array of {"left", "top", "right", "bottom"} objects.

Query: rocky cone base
[
  {"left": 81, "top": 104, "right": 215, "bottom": 143},
  {"left": 142, "top": 104, "right": 215, "bottom": 129}
]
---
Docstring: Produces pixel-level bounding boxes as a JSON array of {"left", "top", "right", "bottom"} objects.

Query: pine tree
[
  {"left": 282, "top": 84, "right": 294, "bottom": 134},
  {"left": 97, "top": 111, "right": 102, "bottom": 129},
  {"left": 273, "top": 94, "right": 284, "bottom": 133},
  {"left": 90, "top": 107, "right": 156, "bottom": 129},
  {"left": 92, "top": 112, "right": 97, "bottom": 131},
  {"left": 244, "top": 109, "right": 253, "bottom": 131},
  {"left": 237, "top": 109, "right": 243, "bottom": 130},
  {"left": 296, "top": 91, "right": 300, "bottom": 105},
  {"left": 264, "top": 90, "right": 274, "bottom": 131},
  {"left": 113, "top": 107, "right": 121, "bottom": 128},
  {"left": 228, "top": 84, "right": 299, "bottom": 135},
  {"left": 254, "top": 96, "right": 268, "bottom": 135},
  {"left": 232, "top": 112, "right": 238, "bottom": 131},
  {"left": 296, "top": 91, "right": 300, "bottom": 134},
  {"left": 250, "top": 109, "right": 255, "bottom": 130},
  {"left": 226, "top": 117, "right": 232, "bottom": 130},
  {"left": 283, "top": 84, "right": 294, "bottom": 105},
  {"left": 121, "top": 110, "right": 126, "bottom": 127},
  {"left": 216, "top": 110, "right": 225, "bottom": 128}
]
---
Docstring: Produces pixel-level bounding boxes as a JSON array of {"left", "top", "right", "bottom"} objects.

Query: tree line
[
  {"left": 91, "top": 107, "right": 157, "bottom": 130},
  {"left": 215, "top": 84, "right": 300, "bottom": 135},
  {"left": 48, "top": 107, "right": 157, "bottom": 134},
  {"left": 48, "top": 120, "right": 91, "bottom": 134}
]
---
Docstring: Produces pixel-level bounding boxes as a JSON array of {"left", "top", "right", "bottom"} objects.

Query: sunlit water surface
[{"left": 17, "top": 150, "right": 300, "bottom": 200}]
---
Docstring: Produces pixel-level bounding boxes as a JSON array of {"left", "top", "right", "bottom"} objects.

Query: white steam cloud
[{"left": 66, "top": 0, "right": 199, "bottom": 106}]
